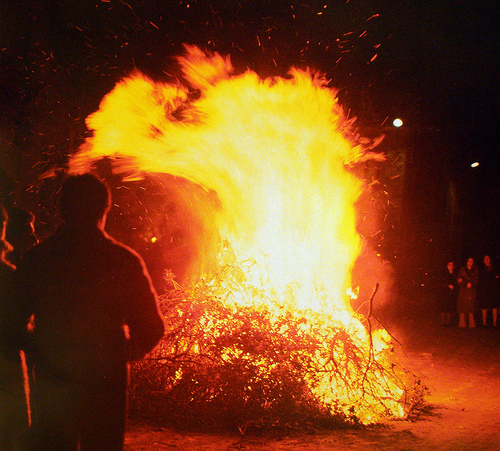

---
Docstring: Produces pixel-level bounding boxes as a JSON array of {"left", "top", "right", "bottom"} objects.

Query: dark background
[{"left": 1, "top": 0, "right": 499, "bottom": 298}]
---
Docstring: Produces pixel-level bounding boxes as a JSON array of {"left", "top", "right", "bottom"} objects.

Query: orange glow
[{"left": 71, "top": 46, "right": 413, "bottom": 423}]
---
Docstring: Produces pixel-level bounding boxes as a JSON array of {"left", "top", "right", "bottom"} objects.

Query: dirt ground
[{"left": 124, "top": 308, "right": 500, "bottom": 450}]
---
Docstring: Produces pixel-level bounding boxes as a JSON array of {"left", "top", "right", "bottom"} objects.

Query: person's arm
[{"left": 123, "top": 253, "right": 165, "bottom": 361}]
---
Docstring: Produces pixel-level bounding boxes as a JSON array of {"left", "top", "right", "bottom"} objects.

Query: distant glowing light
[
  {"left": 392, "top": 118, "right": 403, "bottom": 128},
  {"left": 151, "top": 237, "right": 157, "bottom": 243},
  {"left": 471, "top": 162, "right": 479, "bottom": 168}
]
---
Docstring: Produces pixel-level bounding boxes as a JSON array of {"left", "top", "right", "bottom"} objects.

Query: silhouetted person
[
  {"left": 457, "top": 257, "right": 479, "bottom": 328},
  {"left": 13, "top": 174, "right": 165, "bottom": 450},
  {"left": 0, "top": 204, "right": 29, "bottom": 449},
  {"left": 439, "top": 261, "right": 458, "bottom": 326},
  {"left": 5, "top": 207, "right": 38, "bottom": 267},
  {"left": 478, "top": 255, "right": 500, "bottom": 327}
]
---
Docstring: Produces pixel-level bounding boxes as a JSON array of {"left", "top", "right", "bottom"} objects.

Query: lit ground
[{"left": 124, "top": 306, "right": 500, "bottom": 450}]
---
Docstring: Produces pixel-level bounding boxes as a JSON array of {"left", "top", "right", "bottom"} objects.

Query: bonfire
[{"left": 69, "top": 46, "right": 424, "bottom": 431}]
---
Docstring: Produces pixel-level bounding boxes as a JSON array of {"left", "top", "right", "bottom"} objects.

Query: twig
[{"left": 359, "top": 283, "right": 379, "bottom": 391}]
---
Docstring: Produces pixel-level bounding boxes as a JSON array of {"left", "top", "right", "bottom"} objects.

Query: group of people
[
  {"left": 439, "top": 255, "right": 500, "bottom": 328},
  {"left": 0, "top": 174, "right": 165, "bottom": 450}
]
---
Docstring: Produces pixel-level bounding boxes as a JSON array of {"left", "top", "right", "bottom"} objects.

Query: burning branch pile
[
  {"left": 129, "top": 259, "right": 424, "bottom": 432},
  {"left": 69, "top": 46, "right": 426, "bottom": 431}
]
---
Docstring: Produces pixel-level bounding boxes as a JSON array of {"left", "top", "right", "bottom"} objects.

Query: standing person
[
  {"left": 4, "top": 207, "right": 38, "bottom": 421},
  {"left": 439, "top": 261, "right": 458, "bottom": 326},
  {"left": 478, "top": 255, "right": 500, "bottom": 327},
  {"left": 457, "top": 257, "right": 479, "bottom": 328},
  {"left": 13, "top": 174, "right": 165, "bottom": 451},
  {"left": 0, "top": 204, "right": 29, "bottom": 449}
]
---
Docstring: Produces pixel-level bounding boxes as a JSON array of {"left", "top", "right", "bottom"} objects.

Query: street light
[{"left": 392, "top": 118, "right": 403, "bottom": 128}]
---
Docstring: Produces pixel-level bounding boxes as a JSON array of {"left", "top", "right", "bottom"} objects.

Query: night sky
[{"left": 1, "top": 1, "right": 499, "bottom": 274}]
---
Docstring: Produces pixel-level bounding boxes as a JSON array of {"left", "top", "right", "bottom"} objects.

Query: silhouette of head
[
  {"left": 5, "top": 207, "right": 38, "bottom": 265},
  {"left": 60, "top": 174, "right": 111, "bottom": 227},
  {"left": 6, "top": 207, "right": 37, "bottom": 243}
]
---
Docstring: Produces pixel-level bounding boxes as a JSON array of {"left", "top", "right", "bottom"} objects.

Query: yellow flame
[{"left": 72, "top": 46, "right": 364, "bottom": 315}]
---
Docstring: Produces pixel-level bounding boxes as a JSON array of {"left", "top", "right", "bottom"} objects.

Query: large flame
[
  {"left": 72, "top": 45, "right": 366, "bottom": 314},
  {"left": 71, "top": 46, "right": 413, "bottom": 424}
]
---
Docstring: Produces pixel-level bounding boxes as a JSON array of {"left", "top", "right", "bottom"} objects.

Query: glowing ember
[{"left": 70, "top": 46, "right": 420, "bottom": 425}]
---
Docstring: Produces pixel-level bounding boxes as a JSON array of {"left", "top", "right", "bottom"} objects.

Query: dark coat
[
  {"left": 0, "top": 259, "right": 29, "bottom": 448},
  {"left": 457, "top": 265, "right": 479, "bottom": 314},
  {"left": 14, "top": 224, "right": 165, "bottom": 384},
  {"left": 12, "top": 224, "right": 165, "bottom": 449},
  {"left": 439, "top": 268, "right": 458, "bottom": 313},
  {"left": 478, "top": 264, "right": 500, "bottom": 310}
]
